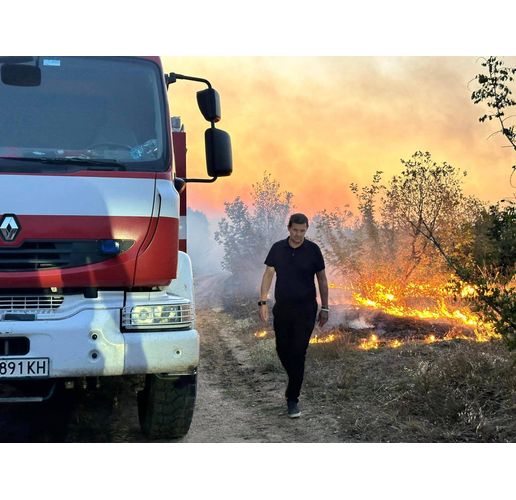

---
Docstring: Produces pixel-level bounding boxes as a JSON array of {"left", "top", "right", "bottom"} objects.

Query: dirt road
[
  {"left": 182, "top": 309, "right": 339, "bottom": 442},
  {"left": 0, "top": 309, "right": 336, "bottom": 443},
  {"left": 0, "top": 274, "right": 338, "bottom": 443}
]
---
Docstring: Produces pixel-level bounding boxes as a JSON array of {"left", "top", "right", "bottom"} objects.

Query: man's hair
[{"left": 288, "top": 213, "right": 309, "bottom": 227}]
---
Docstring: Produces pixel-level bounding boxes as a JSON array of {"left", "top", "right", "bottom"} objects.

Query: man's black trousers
[{"left": 272, "top": 300, "right": 317, "bottom": 403}]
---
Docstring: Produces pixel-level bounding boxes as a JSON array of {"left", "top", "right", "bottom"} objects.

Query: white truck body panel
[
  {"left": 0, "top": 174, "right": 178, "bottom": 217},
  {"left": 0, "top": 253, "right": 199, "bottom": 378}
]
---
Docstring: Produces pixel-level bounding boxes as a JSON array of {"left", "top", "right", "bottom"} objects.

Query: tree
[
  {"left": 405, "top": 55, "right": 516, "bottom": 346},
  {"left": 214, "top": 172, "right": 293, "bottom": 293},
  {"left": 471, "top": 56, "right": 516, "bottom": 177},
  {"left": 412, "top": 198, "right": 515, "bottom": 347},
  {"left": 382, "top": 151, "right": 483, "bottom": 282},
  {"left": 316, "top": 154, "right": 480, "bottom": 299},
  {"left": 316, "top": 171, "right": 400, "bottom": 293}
]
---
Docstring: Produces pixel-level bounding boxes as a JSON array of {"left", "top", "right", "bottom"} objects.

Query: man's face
[{"left": 288, "top": 222, "right": 308, "bottom": 245}]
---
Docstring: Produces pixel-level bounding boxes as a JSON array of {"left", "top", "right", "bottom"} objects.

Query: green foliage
[
  {"left": 448, "top": 201, "right": 516, "bottom": 347},
  {"left": 471, "top": 201, "right": 516, "bottom": 275},
  {"left": 378, "top": 152, "right": 515, "bottom": 347},
  {"left": 471, "top": 56, "right": 516, "bottom": 173},
  {"left": 214, "top": 172, "right": 293, "bottom": 287},
  {"left": 444, "top": 56, "right": 516, "bottom": 347}
]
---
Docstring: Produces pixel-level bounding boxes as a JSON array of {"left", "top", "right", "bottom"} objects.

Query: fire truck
[{"left": 0, "top": 56, "right": 232, "bottom": 439}]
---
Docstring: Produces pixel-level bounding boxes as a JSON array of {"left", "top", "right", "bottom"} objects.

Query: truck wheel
[{"left": 137, "top": 373, "right": 197, "bottom": 440}]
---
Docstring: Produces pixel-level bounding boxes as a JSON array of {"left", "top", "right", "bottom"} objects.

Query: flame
[
  {"left": 355, "top": 330, "right": 492, "bottom": 351},
  {"left": 460, "top": 284, "right": 477, "bottom": 298},
  {"left": 252, "top": 276, "right": 502, "bottom": 352},
  {"left": 310, "top": 333, "right": 338, "bottom": 344},
  {"left": 359, "top": 334, "right": 379, "bottom": 350},
  {"left": 252, "top": 326, "right": 496, "bottom": 352},
  {"left": 351, "top": 281, "right": 500, "bottom": 341}
]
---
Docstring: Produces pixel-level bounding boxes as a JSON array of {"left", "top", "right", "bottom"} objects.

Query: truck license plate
[{"left": 0, "top": 358, "right": 49, "bottom": 378}]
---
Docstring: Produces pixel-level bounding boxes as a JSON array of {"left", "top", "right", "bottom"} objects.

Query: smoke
[
  {"left": 186, "top": 208, "right": 224, "bottom": 277},
  {"left": 348, "top": 317, "right": 374, "bottom": 330},
  {"left": 187, "top": 208, "right": 266, "bottom": 308}
]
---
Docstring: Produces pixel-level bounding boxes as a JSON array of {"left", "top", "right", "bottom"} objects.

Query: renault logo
[{"left": 0, "top": 214, "right": 21, "bottom": 242}]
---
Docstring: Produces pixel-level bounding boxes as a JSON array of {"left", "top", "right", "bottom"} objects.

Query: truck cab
[{"left": 0, "top": 56, "right": 232, "bottom": 439}]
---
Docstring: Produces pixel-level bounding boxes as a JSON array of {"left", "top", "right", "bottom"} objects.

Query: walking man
[{"left": 259, "top": 213, "right": 329, "bottom": 418}]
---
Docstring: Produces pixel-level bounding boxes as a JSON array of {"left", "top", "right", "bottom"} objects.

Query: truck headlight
[{"left": 122, "top": 303, "right": 193, "bottom": 330}]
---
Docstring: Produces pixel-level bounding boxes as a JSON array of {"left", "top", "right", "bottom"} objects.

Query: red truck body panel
[{"left": 0, "top": 56, "right": 183, "bottom": 289}]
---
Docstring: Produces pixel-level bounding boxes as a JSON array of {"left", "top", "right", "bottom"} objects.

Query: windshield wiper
[{"left": 0, "top": 156, "right": 127, "bottom": 170}]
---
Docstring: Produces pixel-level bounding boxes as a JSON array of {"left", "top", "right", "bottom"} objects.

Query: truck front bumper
[{"left": 0, "top": 292, "right": 199, "bottom": 378}]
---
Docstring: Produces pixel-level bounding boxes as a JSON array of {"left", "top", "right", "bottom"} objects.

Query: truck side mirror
[
  {"left": 1, "top": 64, "right": 41, "bottom": 86},
  {"left": 205, "top": 128, "right": 232, "bottom": 177},
  {"left": 197, "top": 88, "right": 221, "bottom": 123}
]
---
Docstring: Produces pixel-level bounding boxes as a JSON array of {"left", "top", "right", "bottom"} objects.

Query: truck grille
[
  {"left": 0, "top": 240, "right": 134, "bottom": 272},
  {"left": 0, "top": 295, "right": 64, "bottom": 311}
]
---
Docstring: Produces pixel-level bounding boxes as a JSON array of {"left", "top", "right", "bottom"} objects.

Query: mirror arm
[
  {"left": 166, "top": 72, "right": 212, "bottom": 89},
  {"left": 182, "top": 176, "right": 218, "bottom": 184}
]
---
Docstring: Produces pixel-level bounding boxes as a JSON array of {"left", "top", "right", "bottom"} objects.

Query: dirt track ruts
[{"left": 0, "top": 273, "right": 338, "bottom": 442}]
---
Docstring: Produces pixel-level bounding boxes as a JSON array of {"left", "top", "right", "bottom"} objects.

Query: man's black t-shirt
[{"left": 264, "top": 237, "right": 325, "bottom": 305}]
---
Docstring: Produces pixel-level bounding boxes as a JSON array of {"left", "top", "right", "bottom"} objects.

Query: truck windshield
[{"left": 0, "top": 57, "right": 169, "bottom": 172}]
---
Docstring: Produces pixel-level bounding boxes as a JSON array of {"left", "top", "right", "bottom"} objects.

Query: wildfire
[
  {"left": 359, "top": 334, "right": 379, "bottom": 350},
  {"left": 354, "top": 330, "right": 493, "bottom": 351},
  {"left": 310, "top": 333, "right": 339, "bottom": 344},
  {"left": 253, "top": 329, "right": 340, "bottom": 344},
  {"left": 352, "top": 282, "right": 500, "bottom": 341},
  {"left": 252, "top": 278, "right": 502, "bottom": 352}
]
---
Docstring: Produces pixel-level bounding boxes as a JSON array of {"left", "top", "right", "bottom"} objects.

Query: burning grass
[
  {"left": 245, "top": 306, "right": 515, "bottom": 442},
  {"left": 253, "top": 325, "right": 497, "bottom": 352},
  {"left": 220, "top": 280, "right": 515, "bottom": 441},
  {"left": 346, "top": 280, "right": 499, "bottom": 339}
]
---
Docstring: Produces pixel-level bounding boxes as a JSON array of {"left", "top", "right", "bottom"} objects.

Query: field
[
  {"left": 189, "top": 274, "right": 516, "bottom": 443},
  {"left": 0, "top": 273, "right": 514, "bottom": 443}
]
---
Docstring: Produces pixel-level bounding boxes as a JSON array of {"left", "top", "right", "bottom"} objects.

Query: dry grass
[
  {"left": 246, "top": 324, "right": 516, "bottom": 442},
  {"left": 223, "top": 294, "right": 516, "bottom": 442}
]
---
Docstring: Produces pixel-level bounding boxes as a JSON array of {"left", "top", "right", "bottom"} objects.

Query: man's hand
[
  {"left": 259, "top": 304, "right": 269, "bottom": 323},
  {"left": 317, "top": 309, "right": 329, "bottom": 327}
]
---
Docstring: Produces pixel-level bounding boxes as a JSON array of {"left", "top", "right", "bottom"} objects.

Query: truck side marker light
[{"left": 100, "top": 240, "right": 121, "bottom": 255}]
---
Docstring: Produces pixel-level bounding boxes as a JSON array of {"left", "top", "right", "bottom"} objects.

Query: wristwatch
[
  {"left": 321, "top": 306, "right": 329, "bottom": 313},
  {"left": 258, "top": 300, "right": 267, "bottom": 306}
]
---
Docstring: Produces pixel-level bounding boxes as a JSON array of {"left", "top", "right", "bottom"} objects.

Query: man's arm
[
  {"left": 259, "top": 266, "right": 275, "bottom": 323},
  {"left": 316, "top": 269, "right": 329, "bottom": 327}
]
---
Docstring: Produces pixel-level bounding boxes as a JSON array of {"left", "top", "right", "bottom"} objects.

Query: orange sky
[{"left": 162, "top": 57, "right": 516, "bottom": 219}]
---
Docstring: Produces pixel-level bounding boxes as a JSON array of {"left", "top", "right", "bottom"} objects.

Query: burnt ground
[{"left": 0, "top": 272, "right": 515, "bottom": 443}]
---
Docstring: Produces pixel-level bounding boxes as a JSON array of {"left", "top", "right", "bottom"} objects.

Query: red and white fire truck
[{"left": 0, "top": 56, "right": 232, "bottom": 439}]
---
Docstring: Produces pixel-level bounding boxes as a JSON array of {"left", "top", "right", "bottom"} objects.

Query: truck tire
[{"left": 137, "top": 373, "right": 197, "bottom": 440}]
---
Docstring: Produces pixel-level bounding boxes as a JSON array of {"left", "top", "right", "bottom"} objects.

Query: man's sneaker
[{"left": 287, "top": 401, "right": 301, "bottom": 418}]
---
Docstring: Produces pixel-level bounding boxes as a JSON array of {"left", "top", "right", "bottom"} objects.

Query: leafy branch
[{"left": 471, "top": 56, "right": 516, "bottom": 177}]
